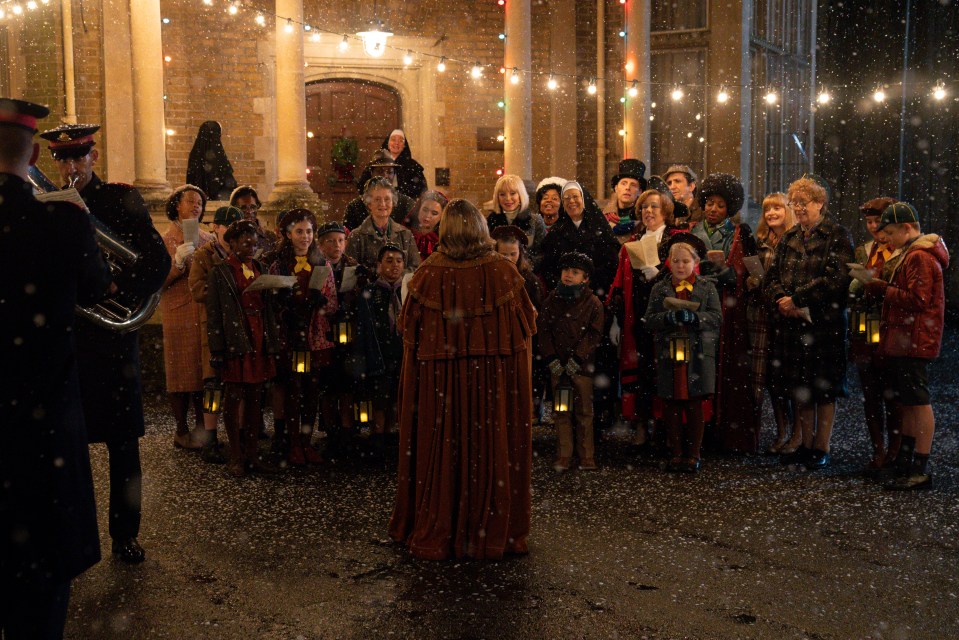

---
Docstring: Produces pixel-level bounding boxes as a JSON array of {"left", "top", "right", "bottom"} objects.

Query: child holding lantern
[
  {"left": 538, "top": 252, "right": 605, "bottom": 472},
  {"left": 643, "top": 236, "right": 722, "bottom": 473}
]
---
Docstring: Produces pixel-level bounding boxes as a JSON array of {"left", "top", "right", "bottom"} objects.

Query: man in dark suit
[
  {"left": 0, "top": 99, "right": 112, "bottom": 637},
  {"left": 40, "top": 123, "right": 170, "bottom": 564}
]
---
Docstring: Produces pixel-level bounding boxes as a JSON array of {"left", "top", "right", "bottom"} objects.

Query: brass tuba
[{"left": 28, "top": 165, "right": 161, "bottom": 333}]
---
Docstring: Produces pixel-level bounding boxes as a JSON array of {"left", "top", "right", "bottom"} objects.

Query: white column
[
  {"left": 623, "top": 0, "right": 651, "bottom": 164},
  {"left": 504, "top": 0, "right": 532, "bottom": 180},
  {"left": 269, "top": 0, "right": 317, "bottom": 209},
  {"left": 129, "top": 0, "right": 170, "bottom": 203}
]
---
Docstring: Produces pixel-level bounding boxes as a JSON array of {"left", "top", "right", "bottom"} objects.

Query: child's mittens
[
  {"left": 641, "top": 266, "right": 660, "bottom": 281},
  {"left": 676, "top": 309, "right": 698, "bottom": 325},
  {"left": 564, "top": 358, "right": 581, "bottom": 377},
  {"left": 548, "top": 359, "right": 564, "bottom": 377},
  {"left": 665, "top": 310, "right": 679, "bottom": 326}
]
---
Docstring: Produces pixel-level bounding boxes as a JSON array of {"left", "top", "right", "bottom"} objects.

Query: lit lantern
[
  {"left": 202, "top": 379, "right": 224, "bottom": 414},
  {"left": 292, "top": 349, "right": 311, "bottom": 374},
  {"left": 851, "top": 309, "right": 867, "bottom": 336},
  {"left": 354, "top": 399, "right": 373, "bottom": 425},
  {"left": 552, "top": 378, "right": 573, "bottom": 414},
  {"left": 334, "top": 320, "right": 354, "bottom": 345},
  {"left": 866, "top": 312, "right": 882, "bottom": 345},
  {"left": 669, "top": 334, "right": 690, "bottom": 363}
]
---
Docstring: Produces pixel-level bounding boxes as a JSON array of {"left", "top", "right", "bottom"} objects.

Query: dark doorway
[{"left": 306, "top": 79, "right": 401, "bottom": 221}]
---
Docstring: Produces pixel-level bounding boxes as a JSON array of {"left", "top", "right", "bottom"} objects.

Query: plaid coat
[
  {"left": 744, "top": 235, "right": 780, "bottom": 405},
  {"left": 763, "top": 215, "right": 854, "bottom": 402}
]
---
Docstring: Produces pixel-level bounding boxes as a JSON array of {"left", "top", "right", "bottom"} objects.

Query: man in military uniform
[
  {"left": 0, "top": 99, "right": 112, "bottom": 636},
  {"left": 40, "top": 123, "right": 170, "bottom": 564}
]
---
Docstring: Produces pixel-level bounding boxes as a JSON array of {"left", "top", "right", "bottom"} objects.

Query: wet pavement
[{"left": 65, "top": 331, "right": 959, "bottom": 639}]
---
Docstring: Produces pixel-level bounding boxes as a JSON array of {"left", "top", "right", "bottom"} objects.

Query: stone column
[
  {"left": 129, "top": 0, "right": 170, "bottom": 203},
  {"left": 706, "top": 0, "right": 751, "bottom": 199},
  {"left": 623, "top": 0, "right": 651, "bottom": 164},
  {"left": 103, "top": 0, "right": 136, "bottom": 184},
  {"left": 549, "top": 0, "right": 576, "bottom": 178},
  {"left": 269, "top": 0, "right": 318, "bottom": 211},
  {"left": 504, "top": 0, "right": 532, "bottom": 180}
]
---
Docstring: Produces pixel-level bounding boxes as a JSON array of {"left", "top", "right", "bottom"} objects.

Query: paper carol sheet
[
  {"left": 743, "top": 255, "right": 765, "bottom": 278},
  {"left": 182, "top": 218, "right": 200, "bottom": 246},
  {"left": 35, "top": 187, "right": 89, "bottom": 213},
  {"left": 339, "top": 266, "right": 358, "bottom": 293},
  {"left": 664, "top": 297, "right": 701, "bottom": 311},
  {"left": 308, "top": 265, "right": 331, "bottom": 290},
  {"left": 798, "top": 307, "right": 813, "bottom": 323},
  {"left": 624, "top": 241, "right": 648, "bottom": 270},
  {"left": 639, "top": 234, "right": 661, "bottom": 267},
  {"left": 400, "top": 272, "right": 413, "bottom": 303},
  {"left": 846, "top": 262, "right": 874, "bottom": 284},
  {"left": 243, "top": 274, "right": 296, "bottom": 293}
]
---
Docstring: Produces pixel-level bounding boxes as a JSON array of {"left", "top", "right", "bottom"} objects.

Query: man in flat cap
[
  {"left": 343, "top": 149, "right": 415, "bottom": 230},
  {"left": 0, "top": 99, "right": 112, "bottom": 636},
  {"left": 664, "top": 164, "right": 703, "bottom": 225},
  {"left": 40, "top": 123, "right": 170, "bottom": 564}
]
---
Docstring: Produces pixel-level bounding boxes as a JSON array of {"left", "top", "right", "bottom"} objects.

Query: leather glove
[
  {"left": 864, "top": 279, "right": 889, "bottom": 302},
  {"left": 209, "top": 354, "right": 224, "bottom": 370},
  {"left": 565, "top": 358, "right": 581, "bottom": 377},
  {"left": 676, "top": 309, "right": 697, "bottom": 325},
  {"left": 609, "top": 316, "right": 621, "bottom": 346},
  {"left": 641, "top": 265, "right": 660, "bottom": 281},
  {"left": 309, "top": 289, "right": 327, "bottom": 308},
  {"left": 548, "top": 359, "right": 564, "bottom": 377},
  {"left": 174, "top": 242, "right": 195, "bottom": 269}
]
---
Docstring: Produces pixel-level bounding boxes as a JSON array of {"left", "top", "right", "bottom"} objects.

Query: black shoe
[
  {"left": 884, "top": 473, "right": 933, "bottom": 491},
  {"left": 200, "top": 441, "right": 226, "bottom": 464},
  {"left": 804, "top": 449, "right": 830, "bottom": 470},
  {"left": 112, "top": 538, "right": 146, "bottom": 564},
  {"left": 780, "top": 445, "right": 811, "bottom": 466}
]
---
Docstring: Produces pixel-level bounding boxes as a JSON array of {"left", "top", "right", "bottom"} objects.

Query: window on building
[
  {"left": 650, "top": 49, "right": 707, "bottom": 175},
  {"left": 652, "top": 0, "right": 707, "bottom": 32}
]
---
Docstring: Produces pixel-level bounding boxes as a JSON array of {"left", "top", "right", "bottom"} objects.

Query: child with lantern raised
[
  {"left": 538, "top": 251, "right": 605, "bottom": 472},
  {"left": 643, "top": 235, "right": 722, "bottom": 473},
  {"left": 268, "top": 208, "right": 339, "bottom": 467}
]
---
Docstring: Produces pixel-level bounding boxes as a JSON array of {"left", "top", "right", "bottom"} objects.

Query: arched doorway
[{"left": 306, "top": 79, "right": 401, "bottom": 221}]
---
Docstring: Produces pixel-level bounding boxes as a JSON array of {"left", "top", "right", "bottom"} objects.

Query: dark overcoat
[
  {"left": 206, "top": 259, "right": 281, "bottom": 358},
  {"left": 0, "top": 173, "right": 112, "bottom": 586},
  {"left": 74, "top": 174, "right": 170, "bottom": 443},
  {"left": 763, "top": 215, "right": 855, "bottom": 402}
]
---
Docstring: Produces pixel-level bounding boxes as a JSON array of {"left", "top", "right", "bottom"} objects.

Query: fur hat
[
  {"left": 558, "top": 251, "right": 593, "bottom": 277},
  {"left": 698, "top": 173, "right": 745, "bottom": 216},
  {"left": 610, "top": 158, "right": 648, "bottom": 191},
  {"left": 535, "top": 177, "right": 568, "bottom": 206}
]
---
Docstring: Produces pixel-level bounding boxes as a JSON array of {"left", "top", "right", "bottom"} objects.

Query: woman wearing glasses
[
  {"left": 764, "top": 176, "right": 854, "bottom": 470},
  {"left": 230, "top": 185, "right": 278, "bottom": 261}
]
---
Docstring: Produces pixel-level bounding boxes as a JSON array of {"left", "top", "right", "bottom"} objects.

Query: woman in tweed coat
[
  {"left": 763, "top": 177, "right": 855, "bottom": 469},
  {"left": 161, "top": 185, "right": 213, "bottom": 449}
]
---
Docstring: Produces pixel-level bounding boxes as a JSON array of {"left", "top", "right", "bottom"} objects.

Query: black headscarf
[{"left": 186, "top": 121, "right": 238, "bottom": 200}]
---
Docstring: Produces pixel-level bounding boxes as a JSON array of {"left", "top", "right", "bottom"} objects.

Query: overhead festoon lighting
[
  {"left": 932, "top": 83, "right": 947, "bottom": 101},
  {"left": 436, "top": 57, "right": 447, "bottom": 73},
  {"left": 873, "top": 87, "right": 886, "bottom": 103},
  {"left": 764, "top": 90, "right": 778, "bottom": 105},
  {"left": 627, "top": 80, "right": 638, "bottom": 97},
  {"left": 338, "top": 34, "right": 349, "bottom": 51},
  {"left": 509, "top": 67, "right": 520, "bottom": 85},
  {"left": 717, "top": 86, "right": 729, "bottom": 104},
  {"left": 357, "top": 20, "right": 392, "bottom": 58},
  {"left": 403, "top": 50, "right": 414, "bottom": 66},
  {"left": 817, "top": 89, "right": 831, "bottom": 105},
  {"left": 284, "top": 18, "right": 294, "bottom": 33},
  {"left": 670, "top": 87, "right": 684, "bottom": 101},
  {"left": 587, "top": 78, "right": 597, "bottom": 95},
  {"left": 547, "top": 75, "right": 558, "bottom": 91},
  {"left": 471, "top": 62, "right": 483, "bottom": 79}
]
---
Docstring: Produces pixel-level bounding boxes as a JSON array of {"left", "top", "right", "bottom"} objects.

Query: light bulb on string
[
  {"left": 357, "top": 21, "right": 393, "bottom": 57},
  {"left": 161, "top": 16, "right": 170, "bottom": 23},
  {"left": 509, "top": 67, "right": 520, "bottom": 84},
  {"left": 227, "top": 3, "right": 238, "bottom": 15},
  {"left": 627, "top": 80, "right": 638, "bottom": 97},
  {"left": 498, "top": 33, "right": 506, "bottom": 40},
  {"left": 403, "top": 51, "right": 414, "bottom": 66},
  {"left": 587, "top": 78, "right": 597, "bottom": 95},
  {"left": 339, "top": 35, "right": 349, "bottom": 51},
  {"left": 933, "top": 83, "right": 947, "bottom": 101},
  {"left": 817, "top": 89, "right": 831, "bottom": 105},
  {"left": 497, "top": 99, "right": 505, "bottom": 109},
  {"left": 873, "top": 88, "right": 886, "bottom": 103},
  {"left": 670, "top": 87, "right": 684, "bottom": 101},
  {"left": 497, "top": 0, "right": 505, "bottom": 5},
  {"left": 495, "top": 168, "right": 504, "bottom": 177},
  {"left": 650, "top": 102, "right": 656, "bottom": 108},
  {"left": 311, "top": 31, "right": 320, "bottom": 42},
  {"left": 618, "top": 29, "right": 626, "bottom": 38},
  {"left": 547, "top": 75, "right": 558, "bottom": 91},
  {"left": 496, "top": 133, "right": 505, "bottom": 142},
  {"left": 764, "top": 90, "right": 777, "bottom": 105},
  {"left": 285, "top": 19, "right": 294, "bottom": 33},
  {"left": 618, "top": 128, "right": 626, "bottom": 137},
  {"left": 26, "top": 1, "right": 37, "bottom": 10},
  {"left": 437, "top": 57, "right": 447, "bottom": 73},
  {"left": 717, "top": 87, "right": 729, "bottom": 104},
  {"left": 201, "top": 0, "right": 212, "bottom": 5},
  {"left": 304, "top": 24, "right": 311, "bottom": 31},
  {"left": 471, "top": 63, "right": 483, "bottom": 79},
  {"left": 255, "top": 14, "right": 265, "bottom": 26},
  {"left": 619, "top": 96, "right": 626, "bottom": 104},
  {"left": 11, "top": 4, "right": 23, "bottom": 15}
]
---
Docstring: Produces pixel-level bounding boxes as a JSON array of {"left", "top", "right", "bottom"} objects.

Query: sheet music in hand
[
  {"left": 846, "top": 262, "right": 874, "bottom": 284},
  {"left": 182, "top": 218, "right": 200, "bottom": 246},
  {"left": 308, "top": 265, "right": 332, "bottom": 290},
  {"left": 244, "top": 274, "right": 297, "bottom": 293},
  {"left": 35, "top": 187, "right": 89, "bottom": 213},
  {"left": 339, "top": 266, "right": 358, "bottom": 293},
  {"left": 743, "top": 255, "right": 765, "bottom": 279}
]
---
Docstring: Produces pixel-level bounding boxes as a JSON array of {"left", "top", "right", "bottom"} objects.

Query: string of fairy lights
[{"left": 4, "top": 0, "right": 955, "bottom": 115}]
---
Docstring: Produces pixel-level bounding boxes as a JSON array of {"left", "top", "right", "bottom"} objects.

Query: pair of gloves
[
  {"left": 174, "top": 242, "right": 195, "bottom": 270},
  {"left": 665, "top": 309, "right": 699, "bottom": 326},
  {"left": 548, "top": 357, "right": 582, "bottom": 378}
]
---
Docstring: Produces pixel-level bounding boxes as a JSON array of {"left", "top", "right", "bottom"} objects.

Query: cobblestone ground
[{"left": 64, "top": 330, "right": 959, "bottom": 639}]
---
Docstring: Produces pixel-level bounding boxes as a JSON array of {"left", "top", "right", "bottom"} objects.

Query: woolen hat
[
  {"left": 212, "top": 205, "right": 243, "bottom": 225},
  {"left": 876, "top": 202, "right": 920, "bottom": 232},
  {"left": 664, "top": 164, "right": 698, "bottom": 184},
  {"left": 558, "top": 251, "right": 593, "bottom": 277},
  {"left": 698, "top": 173, "right": 744, "bottom": 216},
  {"left": 535, "top": 177, "right": 568, "bottom": 206},
  {"left": 610, "top": 158, "right": 648, "bottom": 191}
]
